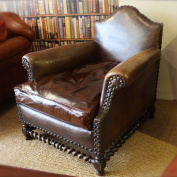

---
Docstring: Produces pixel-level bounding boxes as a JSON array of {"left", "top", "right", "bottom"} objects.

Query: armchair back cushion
[{"left": 94, "top": 6, "right": 162, "bottom": 63}]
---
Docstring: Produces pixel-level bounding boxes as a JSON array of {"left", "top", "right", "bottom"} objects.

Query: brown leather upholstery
[
  {"left": 0, "top": 20, "right": 7, "bottom": 41},
  {"left": 14, "top": 6, "right": 163, "bottom": 175},
  {"left": 0, "top": 12, "right": 35, "bottom": 104},
  {"left": 0, "top": 12, "right": 34, "bottom": 41},
  {"left": 0, "top": 165, "right": 72, "bottom": 177},
  {"left": 22, "top": 41, "right": 98, "bottom": 80},
  {"left": 95, "top": 6, "right": 162, "bottom": 63},
  {"left": 15, "top": 61, "right": 117, "bottom": 130}
]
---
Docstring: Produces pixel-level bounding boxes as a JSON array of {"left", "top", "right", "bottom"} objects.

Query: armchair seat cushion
[{"left": 15, "top": 61, "right": 117, "bottom": 130}]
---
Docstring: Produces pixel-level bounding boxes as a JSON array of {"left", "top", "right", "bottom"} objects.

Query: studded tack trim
[
  {"left": 26, "top": 128, "right": 94, "bottom": 163},
  {"left": 22, "top": 58, "right": 32, "bottom": 80},
  {"left": 21, "top": 104, "right": 152, "bottom": 165},
  {"left": 17, "top": 103, "right": 93, "bottom": 154},
  {"left": 101, "top": 75, "right": 125, "bottom": 114},
  {"left": 22, "top": 120, "right": 93, "bottom": 153},
  {"left": 18, "top": 103, "right": 154, "bottom": 168},
  {"left": 93, "top": 75, "right": 125, "bottom": 160},
  {"left": 17, "top": 103, "right": 23, "bottom": 122}
]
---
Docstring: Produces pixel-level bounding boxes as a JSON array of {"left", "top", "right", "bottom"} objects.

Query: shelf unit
[{"left": 0, "top": 0, "right": 119, "bottom": 51}]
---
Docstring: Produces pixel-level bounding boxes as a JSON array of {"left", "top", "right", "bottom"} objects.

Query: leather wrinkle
[
  {"left": 15, "top": 61, "right": 118, "bottom": 130},
  {"left": 18, "top": 103, "right": 94, "bottom": 150},
  {"left": 17, "top": 102, "right": 84, "bottom": 128}
]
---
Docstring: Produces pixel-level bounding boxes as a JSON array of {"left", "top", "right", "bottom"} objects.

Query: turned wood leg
[
  {"left": 148, "top": 104, "right": 155, "bottom": 119},
  {"left": 93, "top": 159, "right": 106, "bottom": 176},
  {"left": 22, "top": 124, "right": 32, "bottom": 140}
]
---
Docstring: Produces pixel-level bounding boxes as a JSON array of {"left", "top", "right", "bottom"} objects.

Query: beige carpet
[{"left": 0, "top": 99, "right": 177, "bottom": 177}]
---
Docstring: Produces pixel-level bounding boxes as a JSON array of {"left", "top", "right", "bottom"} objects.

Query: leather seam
[
  {"left": 22, "top": 120, "right": 93, "bottom": 153},
  {"left": 16, "top": 87, "right": 88, "bottom": 115},
  {"left": 18, "top": 102, "right": 90, "bottom": 130}
]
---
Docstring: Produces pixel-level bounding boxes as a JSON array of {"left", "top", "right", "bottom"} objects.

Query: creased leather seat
[
  {"left": 14, "top": 6, "right": 163, "bottom": 176},
  {"left": 15, "top": 61, "right": 117, "bottom": 130}
]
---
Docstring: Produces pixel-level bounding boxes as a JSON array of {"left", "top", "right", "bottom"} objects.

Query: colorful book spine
[
  {"left": 59, "top": 0, "right": 64, "bottom": 14},
  {"left": 44, "top": 0, "right": 50, "bottom": 14},
  {"left": 66, "top": 0, "right": 71, "bottom": 14},
  {"left": 58, "top": 18, "right": 64, "bottom": 38},
  {"left": 83, "top": 0, "right": 88, "bottom": 13},
  {"left": 63, "top": 0, "right": 67, "bottom": 14},
  {"left": 70, "top": 17, "right": 74, "bottom": 38},
  {"left": 93, "top": 0, "right": 96, "bottom": 13},
  {"left": 38, "top": 0, "right": 45, "bottom": 15},
  {"left": 87, "top": 16, "right": 91, "bottom": 39},
  {"left": 91, "top": 15, "right": 95, "bottom": 38},
  {"left": 63, "top": 18, "right": 66, "bottom": 38},
  {"left": 46, "top": 17, "right": 51, "bottom": 38},
  {"left": 78, "top": 0, "right": 83, "bottom": 14},
  {"left": 49, "top": 0, "right": 54, "bottom": 14},
  {"left": 65, "top": 17, "right": 71, "bottom": 38},
  {"left": 57, "top": 0, "right": 61, "bottom": 14},
  {"left": 70, "top": 0, "right": 77, "bottom": 14}
]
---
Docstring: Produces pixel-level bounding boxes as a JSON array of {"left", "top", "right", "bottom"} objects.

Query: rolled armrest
[
  {"left": 0, "top": 12, "right": 35, "bottom": 41},
  {"left": 95, "top": 47, "right": 161, "bottom": 154},
  {"left": 100, "top": 47, "right": 161, "bottom": 105},
  {"left": 22, "top": 41, "right": 98, "bottom": 80}
]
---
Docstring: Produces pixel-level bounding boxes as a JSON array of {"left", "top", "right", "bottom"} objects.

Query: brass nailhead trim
[
  {"left": 93, "top": 75, "right": 125, "bottom": 159},
  {"left": 22, "top": 58, "right": 32, "bottom": 80},
  {"left": 22, "top": 120, "right": 93, "bottom": 153}
]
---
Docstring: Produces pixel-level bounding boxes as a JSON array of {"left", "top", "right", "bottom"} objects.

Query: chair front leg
[
  {"left": 93, "top": 158, "right": 106, "bottom": 176},
  {"left": 93, "top": 117, "right": 107, "bottom": 175},
  {"left": 22, "top": 124, "right": 33, "bottom": 140}
]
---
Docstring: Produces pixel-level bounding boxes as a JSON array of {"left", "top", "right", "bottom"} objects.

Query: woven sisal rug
[{"left": 0, "top": 99, "right": 177, "bottom": 177}]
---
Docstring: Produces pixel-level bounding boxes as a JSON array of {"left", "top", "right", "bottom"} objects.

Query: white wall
[{"left": 119, "top": 0, "right": 177, "bottom": 100}]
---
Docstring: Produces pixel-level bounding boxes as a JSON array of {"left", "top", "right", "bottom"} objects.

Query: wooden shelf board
[
  {"left": 34, "top": 39, "right": 93, "bottom": 41},
  {"left": 21, "top": 13, "right": 109, "bottom": 18}
]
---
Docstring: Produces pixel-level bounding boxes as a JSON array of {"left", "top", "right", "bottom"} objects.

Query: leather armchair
[
  {"left": 0, "top": 12, "right": 35, "bottom": 104},
  {"left": 14, "top": 6, "right": 163, "bottom": 175}
]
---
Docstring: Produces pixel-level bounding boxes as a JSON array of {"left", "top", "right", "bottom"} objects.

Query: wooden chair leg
[
  {"left": 22, "top": 124, "right": 32, "bottom": 140},
  {"left": 93, "top": 159, "right": 106, "bottom": 176}
]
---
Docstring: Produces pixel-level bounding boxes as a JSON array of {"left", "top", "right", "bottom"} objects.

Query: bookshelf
[{"left": 0, "top": 0, "right": 119, "bottom": 51}]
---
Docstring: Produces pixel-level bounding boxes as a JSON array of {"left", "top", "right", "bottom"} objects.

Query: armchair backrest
[{"left": 94, "top": 6, "right": 163, "bottom": 63}]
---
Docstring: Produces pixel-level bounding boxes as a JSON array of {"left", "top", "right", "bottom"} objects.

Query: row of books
[
  {"left": 32, "top": 40, "right": 87, "bottom": 51},
  {"left": 0, "top": 0, "right": 118, "bottom": 16},
  {"left": 59, "top": 15, "right": 107, "bottom": 39},
  {"left": 23, "top": 17, "right": 58, "bottom": 39},
  {"left": 57, "top": 0, "right": 119, "bottom": 14},
  {"left": 0, "top": 0, "right": 56, "bottom": 16},
  {"left": 23, "top": 15, "right": 106, "bottom": 40},
  {"left": 32, "top": 41, "right": 59, "bottom": 51},
  {"left": 60, "top": 40, "right": 88, "bottom": 46}
]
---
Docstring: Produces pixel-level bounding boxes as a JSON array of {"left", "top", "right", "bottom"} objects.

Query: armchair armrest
[
  {"left": 0, "top": 12, "right": 35, "bottom": 41},
  {"left": 100, "top": 47, "right": 161, "bottom": 105},
  {"left": 94, "top": 47, "right": 161, "bottom": 158},
  {"left": 22, "top": 41, "right": 98, "bottom": 80}
]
